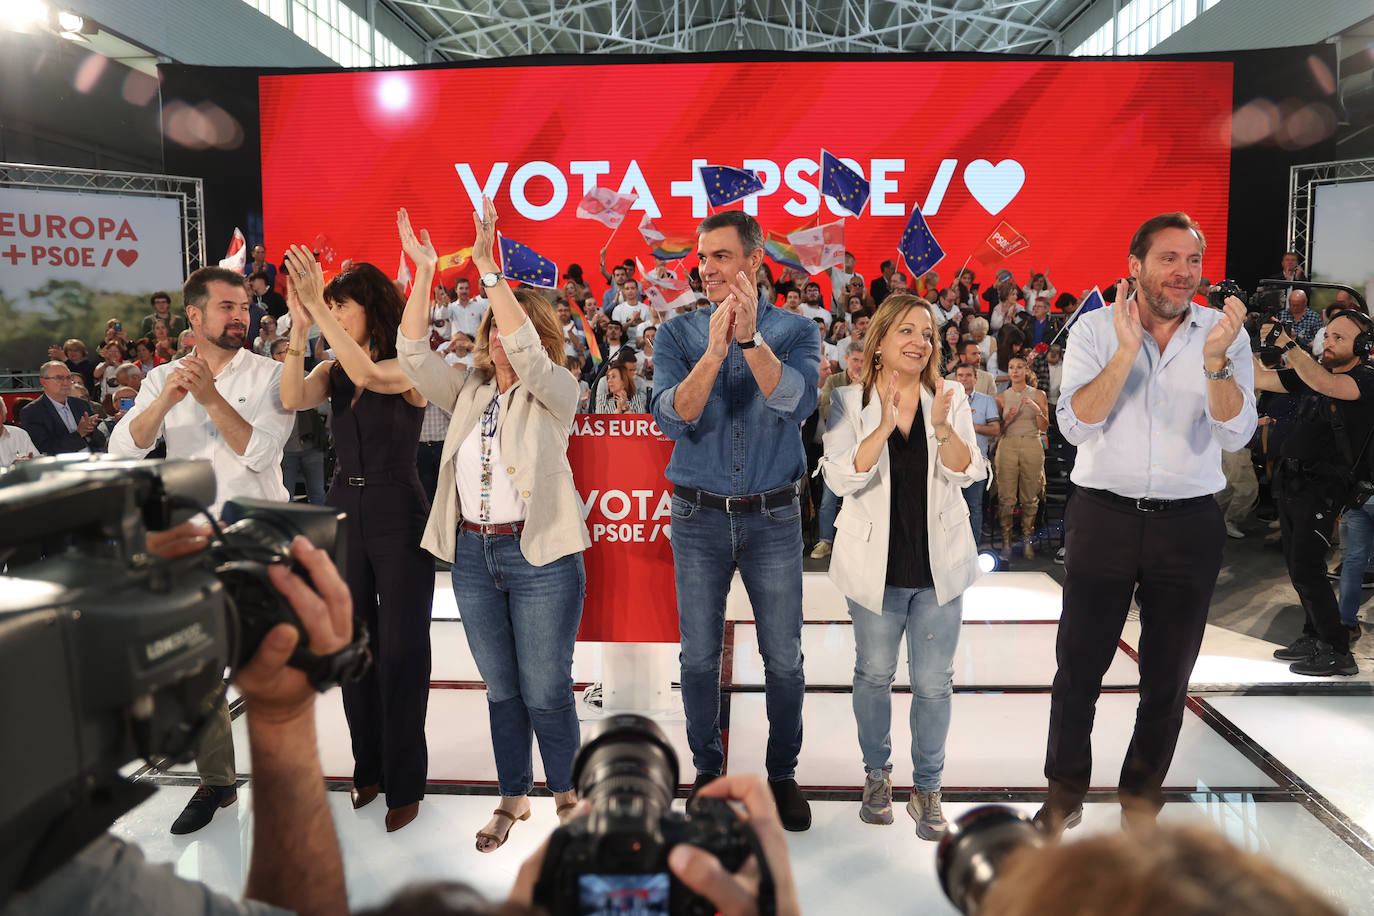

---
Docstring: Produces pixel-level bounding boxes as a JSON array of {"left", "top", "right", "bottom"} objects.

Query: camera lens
[
  {"left": 936, "top": 805, "right": 1044, "bottom": 915},
  {"left": 572, "top": 714, "right": 680, "bottom": 848}
]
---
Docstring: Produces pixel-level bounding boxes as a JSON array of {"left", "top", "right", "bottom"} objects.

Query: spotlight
[
  {"left": 55, "top": 9, "right": 81, "bottom": 30},
  {"left": 976, "top": 550, "right": 1002, "bottom": 574},
  {"left": 0, "top": 0, "right": 49, "bottom": 30},
  {"left": 378, "top": 75, "right": 409, "bottom": 111}
]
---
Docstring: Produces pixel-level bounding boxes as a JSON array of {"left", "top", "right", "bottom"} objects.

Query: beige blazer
[
  {"left": 397, "top": 318, "right": 591, "bottom": 566},
  {"left": 819, "top": 380, "right": 986, "bottom": 611}
]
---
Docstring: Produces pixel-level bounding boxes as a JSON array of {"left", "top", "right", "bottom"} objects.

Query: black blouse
[{"left": 886, "top": 402, "right": 934, "bottom": 589}]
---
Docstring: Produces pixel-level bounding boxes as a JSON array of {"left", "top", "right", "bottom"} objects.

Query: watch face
[{"left": 480, "top": 271, "right": 501, "bottom": 288}]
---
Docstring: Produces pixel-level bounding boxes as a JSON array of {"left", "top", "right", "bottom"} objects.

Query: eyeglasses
[{"left": 43, "top": 373, "right": 73, "bottom": 381}]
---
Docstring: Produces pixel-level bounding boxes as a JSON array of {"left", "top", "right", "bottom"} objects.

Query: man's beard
[
  {"left": 207, "top": 327, "right": 246, "bottom": 350},
  {"left": 1138, "top": 280, "right": 1188, "bottom": 321}
]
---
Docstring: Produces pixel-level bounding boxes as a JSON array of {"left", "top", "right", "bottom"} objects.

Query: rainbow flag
[
  {"left": 569, "top": 299, "right": 602, "bottom": 367},
  {"left": 764, "top": 229, "right": 806, "bottom": 273},
  {"left": 652, "top": 237, "right": 696, "bottom": 261}
]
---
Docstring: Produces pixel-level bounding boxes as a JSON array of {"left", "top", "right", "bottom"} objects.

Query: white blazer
[{"left": 819, "top": 380, "right": 986, "bottom": 612}]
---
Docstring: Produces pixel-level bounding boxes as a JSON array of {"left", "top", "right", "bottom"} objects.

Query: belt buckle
[
  {"left": 724, "top": 495, "right": 748, "bottom": 514},
  {"left": 348, "top": 476, "right": 366, "bottom": 487},
  {"left": 1135, "top": 497, "right": 1163, "bottom": 512}
]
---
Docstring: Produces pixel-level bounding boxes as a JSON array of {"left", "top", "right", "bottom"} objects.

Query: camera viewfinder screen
[{"left": 577, "top": 872, "right": 671, "bottom": 916}]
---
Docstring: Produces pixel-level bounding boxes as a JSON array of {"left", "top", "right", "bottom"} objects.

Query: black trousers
[
  {"left": 416, "top": 441, "right": 444, "bottom": 508},
  {"left": 1045, "top": 489, "right": 1223, "bottom": 812},
  {"left": 1275, "top": 466, "right": 1350, "bottom": 653}
]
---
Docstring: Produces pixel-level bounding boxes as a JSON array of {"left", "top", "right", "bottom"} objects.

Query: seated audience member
[
  {"left": 601, "top": 319, "right": 631, "bottom": 363},
  {"left": 140, "top": 290, "right": 186, "bottom": 338},
  {"left": 438, "top": 332, "right": 476, "bottom": 368},
  {"left": 914, "top": 269, "right": 940, "bottom": 300},
  {"left": 49, "top": 338, "right": 97, "bottom": 394},
  {"left": 0, "top": 396, "right": 38, "bottom": 466},
  {"left": 982, "top": 268, "right": 1016, "bottom": 309},
  {"left": 887, "top": 271, "right": 909, "bottom": 297},
  {"left": 97, "top": 384, "right": 140, "bottom": 440},
  {"left": 175, "top": 328, "right": 195, "bottom": 358},
  {"left": 249, "top": 270, "right": 287, "bottom": 320},
  {"left": 253, "top": 314, "right": 280, "bottom": 357},
  {"left": 114, "top": 361, "right": 145, "bottom": 397},
  {"left": 22, "top": 361, "right": 107, "bottom": 454},
  {"left": 989, "top": 281, "right": 1024, "bottom": 332},
  {"left": 131, "top": 337, "right": 158, "bottom": 371},
  {"left": 155, "top": 340, "right": 176, "bottom": 365},
  {"left": 95, "top": 339, "right": 128, "bottom": 411},
  {"left": 932, "top": 286, "right": 962, "bottom": 327},
  {"left": 836, "top": 311, "right": 871, "bottom": 357},
  {"left": 780, "top": 288, "right": 804, "bottom": 314},
  {"left": 1277, "top": 288, "right": 1323, "bottom": 348},
  {"left": 104, "top": 317, "right": 130, "bottom": 346},
  {"left": 947, "top": 341, "right": 996, "bottom": 396},
  {"left": 981, "top": 824, "right": 1338, "bottom": 916},
  {"left": 593, "top": 353, "right": 647, "bottom": 414},
  {"left": 939, "top": 321, "right": 963, "bottom": 373},
  {"left": 637, "top": 325, "right": 656, "bottom": 380},
  {"left": 969, "top": 316, "right": 993, "bottom": 364}
]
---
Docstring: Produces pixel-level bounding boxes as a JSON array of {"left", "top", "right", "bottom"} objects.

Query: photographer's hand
[
  {"left": 669, "top": 775, "right": 801, "bottom": 916},
  {"left": 241, "top": 535, "right": 352, "bottom": 916}
]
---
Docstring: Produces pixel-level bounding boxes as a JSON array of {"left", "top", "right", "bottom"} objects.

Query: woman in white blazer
[
  {"left": 819, "top": 294, "right": 986, "bottom": 841},
  {"left": 396, "top": 200, "right": 591, "bottom": 853}
]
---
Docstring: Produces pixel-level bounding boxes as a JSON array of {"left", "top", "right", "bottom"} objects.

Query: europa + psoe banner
[
  {"left": 568, "top": 414, "right": 678, "bottom": 643},
  {"left": 259, "top": 59, "right": 1233, "bottom": 299},
  {"left": 0, "top": 187, "right": 185, "bottom": 368}
]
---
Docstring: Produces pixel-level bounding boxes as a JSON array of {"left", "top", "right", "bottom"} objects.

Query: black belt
[
  {"left": 1080, "top": 487, "right": 1211, "bottom": 514},
  {"left": 1278, "top": 457, "right": 1346, "bottom": 481},
  {"left": 341, "top": 468, "right": 413, "bottom": 487},
  {"left": 673, "top": 482, "right": 799, "bottom": 514},
  {"left": 419, "top": 440, "right": 444, "bottom": 447}
]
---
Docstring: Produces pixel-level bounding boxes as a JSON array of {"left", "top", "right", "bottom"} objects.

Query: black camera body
[
  {"left": 0, "top": 456, "right": 364, "bottom": 906},
  {"left": 533, "top": 715, "right": 770, "bottom": 916}
]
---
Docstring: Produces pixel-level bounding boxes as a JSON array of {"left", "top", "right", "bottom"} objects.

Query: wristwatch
[
  {"left": 738, "top": 332, "right": 765, "bottom": 350},
  {"left": 1281, "top": 339, "right": 1299, "bottom": 353},
  {"left": 479, "top": 270, "right": 504, "bottom": 289},
  {"left": 1203, "top": 359, "right": 1234, "bottom": 381}
]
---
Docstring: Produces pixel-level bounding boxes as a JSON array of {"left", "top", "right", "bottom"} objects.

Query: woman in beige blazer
[
  {"left": 819, "top": 294, "right": 985, "bottom": 843},
  {"left": 396, "top": 200, "right": 591, "bottom": 853}
]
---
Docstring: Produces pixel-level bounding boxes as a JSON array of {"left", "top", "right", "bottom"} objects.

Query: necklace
[{"left": 478, "top": 390, "right": 499, "bottom": 522}]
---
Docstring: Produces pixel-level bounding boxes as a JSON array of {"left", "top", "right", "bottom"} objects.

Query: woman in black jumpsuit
[{"left": 279, "top": 252, "right": 433, "bottom": 833}]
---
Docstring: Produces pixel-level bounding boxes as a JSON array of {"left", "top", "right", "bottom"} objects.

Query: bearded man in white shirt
[{"left": 108, "top": 265, "right": 295, "bottom": 836}]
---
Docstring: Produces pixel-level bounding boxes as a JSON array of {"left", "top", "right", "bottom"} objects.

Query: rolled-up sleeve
[
  {"left": 819, "top": 389, "right": 879, "bottom": 497},
  {"left": 1209, "top": 330, "right": 1259, "bottom": 451},
  {"left": 1055, "top": 315, "right": 1109, "bottom": 446},
  {"left": 233, "top": 364, "right": 294, "bottom": 473},
  {"left": 649, "top": 322, "right": 696, "bottom": 439},
  {"left": 765, "top": 323, "right": 820, "bottom": 422}
]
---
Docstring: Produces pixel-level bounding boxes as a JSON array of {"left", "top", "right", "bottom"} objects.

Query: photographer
[
  {"left": 4, "top": 523, "right": 351, "bottom": 916},
  {"left": 1253, "top": 312, "right": 1374, "bottom": 677}
]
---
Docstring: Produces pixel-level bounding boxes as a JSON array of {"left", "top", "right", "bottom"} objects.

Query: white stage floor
[{"left": 112, "top": 571, "right": 1374, "bottom": 914}]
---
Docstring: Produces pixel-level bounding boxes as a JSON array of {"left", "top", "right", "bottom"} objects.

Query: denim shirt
[{"left": 651, "top": 304, "right": 821, "bottom": 495}]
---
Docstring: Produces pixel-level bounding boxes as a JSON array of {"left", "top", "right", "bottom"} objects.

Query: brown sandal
[{"left": 475, "top": 806, "right": 530, "bottom": 852}]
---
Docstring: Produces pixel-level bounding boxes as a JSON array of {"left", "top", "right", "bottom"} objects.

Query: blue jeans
[
  {"left": 670, "top": 492, "right": 805, "bottom": 780},
  {"left": 849, "top": 586, "right": 962, "bottom": 792},
  {"left": 282, "top": 449, "right": 326, "bottom": 505},
  {"left": 818, "top": 482, "right": 841, "bottom": 543},
  {"left": 1339, "top": 502, "right": 1374, "bottom": 627},
  {"left": 962, "top": 479, "right": 986, "bottom": 544},
  {"left": 451, "top": 529, "right": 585, "bottom": 796}
]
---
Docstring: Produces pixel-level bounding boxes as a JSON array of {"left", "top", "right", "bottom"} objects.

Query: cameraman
[
  {"left": 1253, "top": 312, "right": 1374, "bottom": 677},
  {"left": 4, "top": 523, "right": 351, "bottom": 916}
]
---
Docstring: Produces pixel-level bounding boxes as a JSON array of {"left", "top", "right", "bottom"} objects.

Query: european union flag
[
  {"left": 1051, "top": 287, "right": 1105, "bottom": 346},
  {"left": 498, "top": 233, "right": 558, "bottom": 288},
  {"left": 699, "top": 164, "right": 765, "bottom": 207},
  {"left": 821, "top": 150, "right": 870, "bottom": 217},
  {"left": 897, "top": 203, "right": 945, "bottom": 279}
]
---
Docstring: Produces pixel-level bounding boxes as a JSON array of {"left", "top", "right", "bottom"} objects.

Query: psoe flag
[
  {"left": 970, "top": 220, "right": 1031, "bottom": 268},
  {"left": 219, "top": 227, "right": 246, "bottom": 272},
  {"left": 788, "top": 220, "right": 846, "bottom": 275},
  {"left": 498, "top": 233, "right": 558, "bottom": 288},
  {"left": 699, "top": 164, "right": 765, "bottom": 207},
  {"left": 820, "top": 150, "right": 870, "bottom": 217},
  {"left": 897, "top": 204, "right": 945, "bottom": 279},
  {"left": 576, "top": 188, "right": 638, "bottom": 229}
]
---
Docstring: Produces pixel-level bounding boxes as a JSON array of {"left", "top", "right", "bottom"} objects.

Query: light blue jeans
[
  {"left": 962, "top": 479, "right": 986, "bottom": 544},
  {"left": 282, "top": 449, "right": 326, "bottom": 505},
  {"left": 818, "top": 482, "right": 841, "bottom": 543},
  {"left": 849, "top": 585, "right": 962, "bottom": 792},
  {"left": 1339, "top": 501, "right": 1374, "bottom": 627}
]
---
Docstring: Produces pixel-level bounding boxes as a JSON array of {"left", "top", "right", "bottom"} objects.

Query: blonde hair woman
[
  {"left": 819, "top": 293, "right": 985, "bottom": 840},
  {"left": 395, "top": 198, "right": 590, "bottom": 852}
]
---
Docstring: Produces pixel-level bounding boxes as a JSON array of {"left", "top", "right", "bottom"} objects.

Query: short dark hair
[
  {"left": 247, "top": 270, "right": 269, "bottom": 284},
  {"left": 880, "top": 259, "right": 895, "bottom": 271},
  {"left": 183, "top": 267, "right": 247, "bottom": 313},
  {"left": 150, "top": 290, "right": 172, "bottom": 305},
  {"left": 697, "top": 210, "right": 764, "bottom": 257},
  {"left": 323, "top": 262, "right": 405, "bottom": 361},
  {"left": 1129, "top": 212, "right": 1206, "bottom": 262},
  {"left": 606, "top": 320, "right": 624, "bottom": 333},
  {"left": 804, "top": 281, "right": 821, "bottom": 292}
]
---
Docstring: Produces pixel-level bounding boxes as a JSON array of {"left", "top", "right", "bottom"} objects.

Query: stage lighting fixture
[
  {"left": 55, "top": 8, "right": 80, "bottom": 30},
  {"left": 378, "top": 75, "right": 409, "bottom": 111},
  {"left": 976, "top": 551, "right": 1001, "bottom": 574}
]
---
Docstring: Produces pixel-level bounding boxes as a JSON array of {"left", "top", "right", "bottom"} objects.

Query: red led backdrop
[{"left": 259, "top": 59, "right": 1232, "bottom": 298}]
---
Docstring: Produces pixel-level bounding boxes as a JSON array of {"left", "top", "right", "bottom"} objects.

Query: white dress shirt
[
  {"left": 454, "top": 391, "right": 527, "bottom": 524},
  {"left": 107, "top": 347, "right": 295, "bottom": 517},
  {"left": 0, "top": 423, "right": 38, "bottom": 467},
  {"left": 446, "top": 299, "right": 486, "bottom": 340},
  {"left": 1056, "top": 300, "right": 1256, "bottom": 499}
]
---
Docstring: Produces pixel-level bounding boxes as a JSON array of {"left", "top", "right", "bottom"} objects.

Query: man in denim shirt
[{"left": 651, "top": 211, "right": 820, "bottom": 831}]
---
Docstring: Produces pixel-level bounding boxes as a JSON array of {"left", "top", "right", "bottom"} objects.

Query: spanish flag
[{"left": 437, "top": 246, "right": 473, "bottom": 286}]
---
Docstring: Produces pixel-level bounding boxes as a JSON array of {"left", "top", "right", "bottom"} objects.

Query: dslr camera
[
  {"left": 937, "top": 805, "right": 1046, "bottom": 915},
  {"left": 534, "top": 714, "right": 775, "bottom": 916},
  {"left": 0, "top": 456, "right": 369, "bottom": 906}
]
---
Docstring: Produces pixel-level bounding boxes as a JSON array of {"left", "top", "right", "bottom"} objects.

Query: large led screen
[{"left": 260, "top": 59, "right": 1232, "bottom": 298}]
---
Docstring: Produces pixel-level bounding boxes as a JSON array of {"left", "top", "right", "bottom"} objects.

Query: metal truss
[
  {"left": 385, "top": 0, "right": 1073, "bottom": 60},
  {"left": 1288, "top": 156, "right": 1374, "bottom": 272},
  {"left": 0, "top": 162, "right": 206, "bottom": 275}
]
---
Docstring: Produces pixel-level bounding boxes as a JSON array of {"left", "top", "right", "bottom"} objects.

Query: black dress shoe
[
  {"left": 1032, "top": 803, "right": 1082, "bottom": 837},
  {"left": 687, "top": 772, "right": 719, "bottom": 803},
  {"left": 769, "top": 778, "right": 811, "bottom": 832},
  {"left": 170, "top": 784, "right": 237, "bottom": 835}
]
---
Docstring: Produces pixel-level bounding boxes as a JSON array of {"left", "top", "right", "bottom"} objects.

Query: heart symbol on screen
[
  {"left": 962, "top": 160, "right": 1025, "bottom": 215},
  {"left": 116, "top": 249, "right": 139, "bottom": 267}
]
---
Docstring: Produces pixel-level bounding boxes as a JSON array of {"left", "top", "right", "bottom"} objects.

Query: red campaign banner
[
  {"left": 568, "top": 414, "right": 678, "bottom": 642},
  {"left": 258, "top": 59, "right": 1233, "bottom": 306}
]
